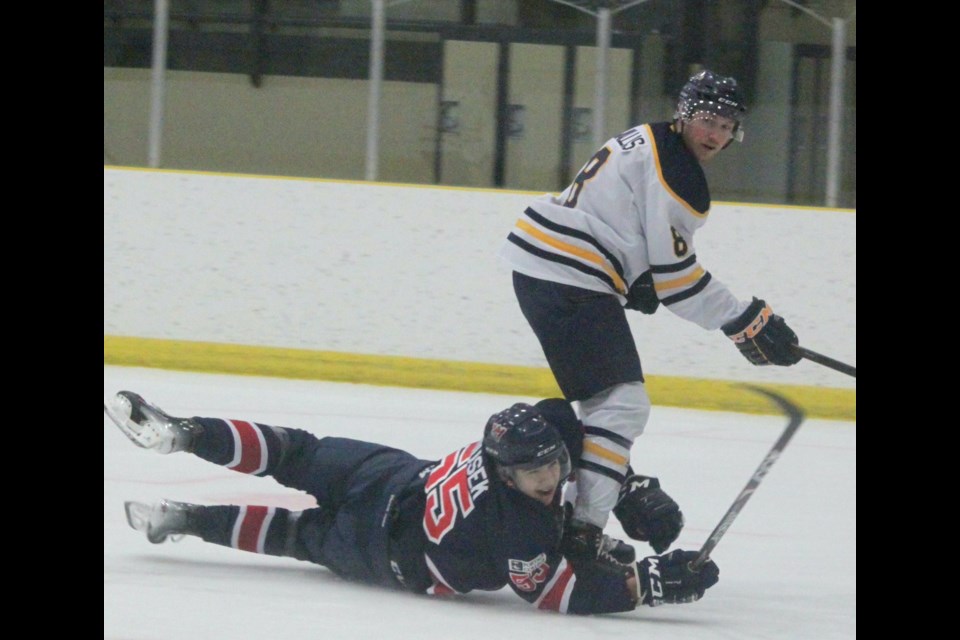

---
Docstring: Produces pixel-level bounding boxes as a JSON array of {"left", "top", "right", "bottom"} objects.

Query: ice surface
[{"left": 104, "top": 365, "right": 855, "bottom": 639}]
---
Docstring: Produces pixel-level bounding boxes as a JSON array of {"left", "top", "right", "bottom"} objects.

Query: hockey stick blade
[
  {"left": 792, "top": 345, "right": 856, "bottom": 378},
  {"left": 689, "top": 386, "right": 805, "bottom": 571}
]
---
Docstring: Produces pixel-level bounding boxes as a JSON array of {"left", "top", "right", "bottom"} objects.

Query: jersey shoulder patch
[{"left": 649, "top": 121, "right": 710, "bottom": 215}]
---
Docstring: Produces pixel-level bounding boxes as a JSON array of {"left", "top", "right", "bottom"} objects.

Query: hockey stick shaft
[
  {"left": 793, "top": 345, "right": 856, "bottom": 378},
  {"left": 690, "top": 386, "right": 805, "bottom": 571}
]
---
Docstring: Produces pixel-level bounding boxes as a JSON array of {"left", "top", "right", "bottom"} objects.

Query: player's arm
[
  {"left": 507, "top": 547, "right": 638, "bottom": 614},
  {"left": 517, "top": 547, "right": 720, "bottom": 614},
  {"left": 645, "top": 207, "right": 801, "bottom": 365},
  {"left": 644, "top": 207, "right": 742, "bottom": 329}
]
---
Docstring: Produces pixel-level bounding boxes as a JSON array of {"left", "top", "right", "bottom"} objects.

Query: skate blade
[
  {"left": 123, "top": 501, "right": 184, "bottom": 544},
  {"left": 124, "top": 500, "right": 151, "bottom": 534},
  {"left": 104, "top": 395, "right": 160, "bottom": 449}
]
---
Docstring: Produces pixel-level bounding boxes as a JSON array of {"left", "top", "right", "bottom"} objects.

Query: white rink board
[{"left": 104, "top": 168, "right": 856, "bottom": 389}]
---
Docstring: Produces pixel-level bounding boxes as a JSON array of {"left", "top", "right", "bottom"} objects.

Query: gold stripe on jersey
[
  {"left": 661, "top": 272, "right": 712, "bottom": 305},
  {"left": 654, "top": 266, "right": 706, "bottom": 293},
  {"left": 514, "top": 219, "right": 628, "bottom": 294},
  {"left": 647, "top": 123, "right": 710, "bottom": 219},
  {"left": 582, "top": 440, "right": 629, "bottom": 466}
]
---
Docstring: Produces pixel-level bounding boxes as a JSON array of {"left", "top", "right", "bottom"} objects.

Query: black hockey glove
[
  {"left": 722, "top": 297, "right": 801, "bottom": 366},
  {"left": 613, "top": 475, "right": 683, "bottom": 553},
  {"left": 625, "top": 270, "right": 660, "bottom": 314},
  {"left": 560, "top": 518, "right": 604, "bottom": 563},
  {"left": 636, "top": 550, "right": 719, "bottom": 607}
]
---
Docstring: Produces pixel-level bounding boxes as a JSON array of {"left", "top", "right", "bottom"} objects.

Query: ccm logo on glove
[
  {"left": 644, "top": 556, "right": 664, "bottom": 599},
  {"left": 637, "top": 550, "right": 720, "bottom": 607},
  {"left": 722, "top": 297, "right": 801, "bottom": 367},
  {"left": 726, "top": 303, "right": 772, "bottom": 343}
]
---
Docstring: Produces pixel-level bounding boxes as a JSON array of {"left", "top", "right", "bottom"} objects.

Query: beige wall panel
[
  {"left": 710, "top": 40, "right": 793, "bottom": 203},
  {"left": 760, "top": 3, "right": 856, "bottom": 46},
  {"left": 504, "top": 43, "right": 564, "bottom": 192},
  {"left": 438, "top": 41, "right": 498, "bottom": 187},
  {"left": 104, "top": 69, "right": 436, "bottom": 183},
  {"left": 569, "top": 46, "right": 633, "bottom": 176},
  {"left": 104, "top": 67, "right": 152, "bottom": 166},
  {"left": 637, "top": 35, "right": 672, "bottom": 122},
  {"left": 376, "top": 81, "right": 439, "bottom": 184}
]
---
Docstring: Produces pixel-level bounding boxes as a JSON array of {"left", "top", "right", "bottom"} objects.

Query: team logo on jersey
[{"left": 508, "top": 553, "right": 550, "bottom": 592}]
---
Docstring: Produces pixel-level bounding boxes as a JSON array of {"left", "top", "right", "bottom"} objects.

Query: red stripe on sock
[
  {"left": 236, "top": 506, "right": 270, "bottom": 553},
  {"left": 229, "top": 420, "right": 264, "bottom": 474}
]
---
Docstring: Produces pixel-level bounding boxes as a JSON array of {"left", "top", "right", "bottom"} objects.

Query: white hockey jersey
[{"left": 499, "top": 121, "right": 750, "bottom": 331}]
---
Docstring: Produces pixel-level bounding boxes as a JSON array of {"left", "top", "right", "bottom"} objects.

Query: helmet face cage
[
  {"left": 483, "top": 403, "right": 572, "bottom": 484},
  {"left": 675, "top": 70, "right": 746, "bottom": 143},
  {"left": 497, "top": 444, "right": 571, "bottom": 485}
]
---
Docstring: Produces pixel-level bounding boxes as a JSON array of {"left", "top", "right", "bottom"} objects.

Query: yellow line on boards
[{"left": 104, "top": 335, "right": 855, "bottom": 422}]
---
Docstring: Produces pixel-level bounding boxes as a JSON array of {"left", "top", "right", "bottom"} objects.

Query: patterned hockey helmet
[
  {"left": 675, "top": 69, "right": 746, "bottom": 142},
  {"left": 483, "top": 403, "right": 571, "bottom": 483}
]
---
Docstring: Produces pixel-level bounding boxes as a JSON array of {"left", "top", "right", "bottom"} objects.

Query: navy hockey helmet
[
  {"left": 483, "top": 403, "right": 571, "bottom": 483},
  {"left": 675, "top": 70, "right": 746, "bottom": 143}
]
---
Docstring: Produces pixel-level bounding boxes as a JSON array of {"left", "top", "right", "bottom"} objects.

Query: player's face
[
  {"left": 509, "top": 460, "right": 562, "bottom": 506},
  {"left": 682, "top": 112, "right": 738, "bottom": 162}
]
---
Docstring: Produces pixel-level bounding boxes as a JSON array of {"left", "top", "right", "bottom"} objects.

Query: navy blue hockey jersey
[{"left": 410, "top": 441, "right": 636, "bottom": 614}]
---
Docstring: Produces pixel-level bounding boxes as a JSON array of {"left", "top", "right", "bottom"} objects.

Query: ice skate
[
  {"left": 124, "top": 499, "right": 195, "bottom": 544},
  {"left": 104, "top": 390, "right": 202, "bottom": 454},
  {"left": 601, "top": 534, "right": 636, "bottom": 565}
]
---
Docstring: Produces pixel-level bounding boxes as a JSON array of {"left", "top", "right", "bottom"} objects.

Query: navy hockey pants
[
  {"left": 512, "top": 271, "right": 644, "bottom": 400},
  {"left": 186, "top": 419, "right": 433, "bottom": 589}
]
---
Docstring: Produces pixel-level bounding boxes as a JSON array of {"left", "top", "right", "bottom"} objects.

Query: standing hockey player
[
  {"left": 105, "top": 390, "right": 719, "bottom": 615},
  {"left": 498, "top": 69, "right": 802, "bottom": 561}
]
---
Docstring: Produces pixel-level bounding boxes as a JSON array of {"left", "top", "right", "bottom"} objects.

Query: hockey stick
[
  {"left": 689, "top": 386, "right": 805, "bottom": 571},
  {"left": 793, "top": 345, "right": 856, "bottom": 378}
]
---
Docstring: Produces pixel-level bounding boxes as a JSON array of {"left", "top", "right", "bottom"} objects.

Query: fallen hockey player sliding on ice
[{"left": 105, "top": 390, "right": 718, "bottom": 615}]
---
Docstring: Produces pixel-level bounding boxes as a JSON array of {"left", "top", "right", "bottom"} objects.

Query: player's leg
[
  {"left": 124, "top": 498, "right": 326, "bottom": 563},
  {"left": 104, "top": 390, "right": 416, "bottom": 500},
  {"left": 512, "top": 273, "right": 649, "bottom": 529},
  {"left": 109, "top": 392, "right": 429, "bottom": 586}
]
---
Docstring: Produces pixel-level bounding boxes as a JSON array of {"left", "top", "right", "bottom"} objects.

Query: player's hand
[
  {"left": 560, "top": 518, "right": 604, "bottom": 563},
  {"left": 637, "top": 550, "right": 719, "bottom": 606},
  {"left": 561, "top": 504, "right": 636, "bottom": 565},
  {"left": 722, "top": 297, "right": 801, "bottom": 366},
  {"left": 625, "top": 270, "right": 660, "bottom": 314},
  {"left": 613, "top": 475, "right": 683, "bottom": 553}
]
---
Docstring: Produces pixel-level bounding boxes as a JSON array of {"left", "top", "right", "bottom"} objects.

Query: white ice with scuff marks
[{"left": 103, "top": 365, "right": 856, "bottom": 640}]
